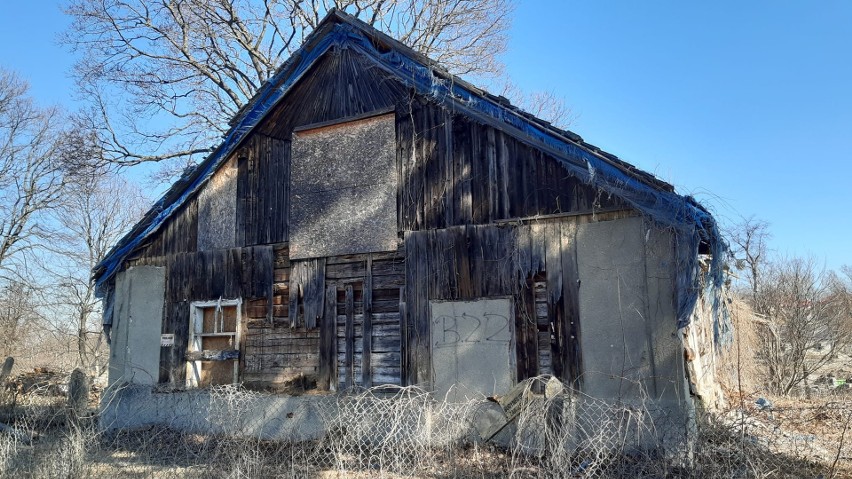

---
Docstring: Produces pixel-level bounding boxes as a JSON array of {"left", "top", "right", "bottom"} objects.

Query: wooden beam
[{"left": 185, "top": 349, "right": 240, "bottom": 361}]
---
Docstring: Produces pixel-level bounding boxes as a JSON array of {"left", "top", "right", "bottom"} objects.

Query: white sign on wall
[{"left": 429, "top": 298, "right": 515, "bottom": 402}]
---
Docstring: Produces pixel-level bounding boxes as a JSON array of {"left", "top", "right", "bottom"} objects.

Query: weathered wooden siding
[
  {"left": 117, "top": 46, "right": 640, "bottom": 394},
  {"left": 328, "top": 251, "right": 405, "bottom": 389},
  {"left": 131, "top": 246, "right": 268, "bottom": 385},
  {"left": 133, "top": 198, "right": 198, "bottom": 260},
  {"left": 241, "top": 245, "right": 322, "bottom": 390},
  {"left": 403, "top": 225, "right": 517, "bottom": 386},
  {"left": 402, "top": 211, "right": 635, "bottom": 388},
  {"left": 131, "top": 52, "right": 620, "bottom": 261},
  {"left": 397, "top": 101, "right": 625, "bottom": 232},
  {"left": 236, "top": 135, "right": 290, "bottom": 247},
  {"left": 130, "top": 244, "right": 404, "bottom": 390},
  {"left": 258, "top": 48, "right": 406, "bottom": 139}
]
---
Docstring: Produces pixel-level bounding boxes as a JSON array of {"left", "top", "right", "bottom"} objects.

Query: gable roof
[{"left": 94, "top": 9, "right": 726, "bottom": 333}]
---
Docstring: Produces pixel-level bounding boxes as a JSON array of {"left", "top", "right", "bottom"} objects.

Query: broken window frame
[{"left": 186, "top": 298, "right": 243, "bottom": 388}]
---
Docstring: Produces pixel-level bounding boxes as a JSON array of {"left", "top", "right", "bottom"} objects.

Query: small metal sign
[{"left": 161, "top": 334, "right": 175, "bottom": 347}]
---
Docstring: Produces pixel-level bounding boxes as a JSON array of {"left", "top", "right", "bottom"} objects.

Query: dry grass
[{"left": 2, "top": 378, "right": 850, "bottom": 478}]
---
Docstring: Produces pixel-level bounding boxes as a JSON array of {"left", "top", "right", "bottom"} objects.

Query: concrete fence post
[
  {"left": 67, "top": 368, "right": 90, "bottom": 425},
  {"left": 0, "top": 356, "right": 12, "bottom": 384}
]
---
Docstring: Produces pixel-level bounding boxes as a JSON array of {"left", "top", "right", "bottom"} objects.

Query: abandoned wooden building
[{"left": 94, "top": 10, "right": 728, "bottom": 431}]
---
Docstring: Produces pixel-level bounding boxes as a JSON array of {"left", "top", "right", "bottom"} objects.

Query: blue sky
[
  {"left": 504, "top": 1, "right": 851, "bottom": 270},
  {"left": 1, "top": 1, "right": 850, "bottom": 270}
]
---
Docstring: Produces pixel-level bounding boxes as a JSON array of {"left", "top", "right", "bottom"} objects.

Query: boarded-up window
[
  {"left": 430, "top": 298, "right": 515, "bottom": 402},
  {"left": 197, "top": 157, "right": 237, "bottom": 251},
  {"left": 289, "top": 113, "right": 397, "bottom": 259}
]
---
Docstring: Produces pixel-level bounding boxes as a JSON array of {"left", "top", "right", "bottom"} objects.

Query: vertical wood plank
[
  {"left": 280, "top": 139, "right": 291, "bottom": 242},
  {"left": 442, "top": 109, "right": 454, "bottom": 228},
  {"left": 516, "top": 275, "right": 538, "bottom": 380},
  {"left": 319, "top": 284, "right": 338, "bottom": 391},
  {"left": 304, "top": 258, "right": 326, "bottom": 329},
  {"left": 258, "top": 136, "right": 273, "bottom": 244},
  {"left": 422, "top": 106, "right": 438, "bottom": 230},
  {"left": 344, "top": 284, "right": 355, "bottom": 389},
  {"left": 246, "top": 136, "right": 257, "bottom": 246},
  {"left": 403, "top": 232, "right": 430, "bottom": 386},
  {"left": 452, "top": 116, "right": 473, "bottom": 225},
  {"left": 561, "top": 219, "right": 582, "bottom": 387},
  {"left": 399, "top": 286, "right": 409, "bottom": 385},
  {"left": 470, "top": 124, "right": 485, "bottom": 224},
  {"left": 498, "top": 131, "right": 511, "bottom": 219},
  {"left": 469, "top": 225, "right": 484, "bottom": 298},
  {"left": 414, "top": 101, "right": 425, "bottom": 230},
  {"left": 415, "top": 235, "right": 430, "bottom": 387},
  {"left": 362, "top": 256, "right": 373, "bottom": 387},
  {"left": 267, "top": 138, "right": 279, "bottom": 243},
  {"left": 530, "top": 223, "right": 547, "bottom": 275},
  {"left": 456, "top": 226, "right": 473, "bottom": 299},
  {"left": 516, "top": 224, "right": 532, "bottom": 281},
  {"left": 289, "top": 261, "right": 301, "bottom": 327},
  {"left": 445, "top": 228, "right": 459, "bottom": 300},
  {"left": 545, "top": 222, "right": 564, "bottom": 377},
  {"left": 486, "top": 127, "right": 497, "bottom": 222},
  {"left": 396, "top": 110, "right": 415, "bottom": 231}
]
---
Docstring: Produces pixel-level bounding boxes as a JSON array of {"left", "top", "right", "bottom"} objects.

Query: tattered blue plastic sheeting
[{"left": 95, "top": 21, "right": 730, "bottom": 342}]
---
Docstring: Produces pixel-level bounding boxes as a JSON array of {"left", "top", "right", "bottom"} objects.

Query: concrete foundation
[{"left": 100, "top": 385, "right": 326, "bottom": 441}]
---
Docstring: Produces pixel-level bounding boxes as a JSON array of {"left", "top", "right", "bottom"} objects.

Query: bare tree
[
  {"left": 0, "top": 281, "right": 39, "bottom": 358},
  {"left": 728, "top": 216, "right": 772, "bottom": 312},
  {"left": 63, "top": 0, "right": 514, "bottom": 170},
  {"left": 833, "top": 265, "right": 852, "bottom": 354},
  {"left": 0, "top": 69, "right": 65, "bottom": 280},
  {"left": 499, "top": 80, "right": 575, "bottom": 129},
  {"left": 51, "top": 168, "right": 146, "bottom": 374},
  {"left": 755, "top": 257, "right": 851, "bottom": 395}
]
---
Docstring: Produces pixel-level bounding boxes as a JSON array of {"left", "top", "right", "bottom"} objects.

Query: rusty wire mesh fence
[{"left": 1, "top": 375, "right": 850, "bottom": 478}]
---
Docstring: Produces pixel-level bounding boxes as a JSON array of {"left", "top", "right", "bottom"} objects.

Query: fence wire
[{"left": 1, "top": 375, "right": 850, "bottom": 478}]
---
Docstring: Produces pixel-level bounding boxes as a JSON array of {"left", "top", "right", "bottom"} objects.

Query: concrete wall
[
  {"left": 109, "top": 266, "right": 166, "bottom": 387},
  {"left": 575, "top": 216, "right": 691, "bottom": 446},
  {"left": 100, "top": 385, "right": 325, "bottom": 441}
]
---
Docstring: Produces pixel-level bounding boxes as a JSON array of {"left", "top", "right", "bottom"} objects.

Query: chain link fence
[{"left": 1, "top": 372, "right": 850, "bottom": 478}]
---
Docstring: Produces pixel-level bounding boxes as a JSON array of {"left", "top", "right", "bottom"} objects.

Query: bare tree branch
[
  {"left": 64, "top": 0, "right": 514, "bottom": 172},
  {"left": 50, "top": 165, "right": 147, "bottom": 374},
  {"left": 728, "top": 215, "right": 772, "bottom": 312},
  {"left": 0, "top": 69, "right": 66, "bottom": 278},
  {"left": 499, "top": 79, "right": 576, "bottom": 129},
  {"left": 754, "top": 256, "right": 852, "bottom": 395}
]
